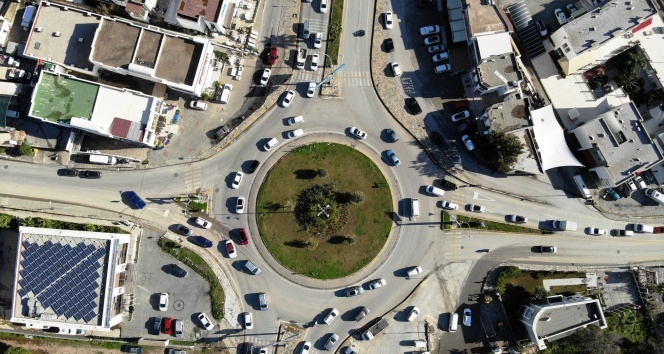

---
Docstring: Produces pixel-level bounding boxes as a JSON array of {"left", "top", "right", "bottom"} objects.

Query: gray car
[
  {"left": 258, "top": 292, "right": 268, "bottom": 310},
  {"left": 345, "top": 286, "right": 363, "bottom": 297},
  {"left": 324, "top": 333, "right": 339, "bottom": 350}
]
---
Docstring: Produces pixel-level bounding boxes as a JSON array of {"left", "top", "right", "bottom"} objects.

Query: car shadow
[
  {"left": 314, "top": 333, "right": 335, "bottom": 350},
  {"left": 438, "top": 313, "right": 449, "bottom": 331},
  {"left": 243, "top": 293, "right": 261, "bottom": 310},
  {"left": 225, "top": 172, "right": 238, "bottom": 189},
  {"left": 333, "top": 289, "right": 349, "bottom": 298},
  {"left": 256, "top": 138, "right": 273, "bottom": 151},
  {"left": 150, "top": 293, "right": 160, "bottom": 311}
]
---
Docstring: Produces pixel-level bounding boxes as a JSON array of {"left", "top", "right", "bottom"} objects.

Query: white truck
[
  {"left": 645, "top": 189, "right": 664, "bottom": 206},
  {"left": 296, "top": 47, "right": 307, "bottom": 69},
  {"left": 0, "top": 66, "right": 27, "bottom": 80},
  {"left": 552, "top": 220, "right": 577, "bottom": 231},
  {"left": 634, "top": 223, "right": 654, "bottom": 233},
  {"left": 362, "top": 318, "right": 389, "bottom": 340}
]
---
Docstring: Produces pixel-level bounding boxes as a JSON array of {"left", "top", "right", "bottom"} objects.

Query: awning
[{"left": 531, "top": 105, "right": 583, "bottom": 170}]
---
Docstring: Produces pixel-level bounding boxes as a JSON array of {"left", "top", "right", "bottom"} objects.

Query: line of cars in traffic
[{"left": 347, "top": 126, "right": 402, "bottom": 166}]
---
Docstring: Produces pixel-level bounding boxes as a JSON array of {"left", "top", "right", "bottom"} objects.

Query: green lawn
[
  {"left": 455, "top": 215, "right": 541, "bottom": 234},
  {"left": 256, "top": 143, "right": 392, "bottom": 279},
  {"left": 326, "top": 0, "right": 344, "bottom": 66}
]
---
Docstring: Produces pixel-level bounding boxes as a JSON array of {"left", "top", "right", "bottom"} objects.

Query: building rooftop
[
  {"left": 11, "top": 227, "right": 128, "bottom": 329},
  {"left": 569, "top": 102, "right": 662, "bottom": 186},
  {"left": 535, "top": 301, "right": 602, "bottom": 337},
  {"left": 24, "top": 3, "right": 101, "bottom": 70},
  {"left": 477, "top": 54, "right": 519, "bottom": 89},
  {"left": 90, "top": 19, "right": 141, "bottom": 69},
  {"left": 562, "top": 0, "right": 655, "bottom": 55},
  {"left": 482, "top": 92, "right": 528, "bottom": 133},
  {"left": 177, "top": 0, "right": 221, "bottom": 22},
  {"left": 30, "top": 72, "right": 99, "bottom": 122},
  {"left": 466, "top": 0, "right": 506, "bottom": 36}
]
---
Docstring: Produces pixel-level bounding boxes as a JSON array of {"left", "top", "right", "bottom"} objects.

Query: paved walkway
[{"left": 542, "top": 274, "right": 598, "bottom": 291}]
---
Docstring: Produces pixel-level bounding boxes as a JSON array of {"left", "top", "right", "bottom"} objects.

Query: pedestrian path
[
  {"left": 183, "top": 165, "right": 203, "bottom": 193},
  {"left": 292, "top": 70, "right": 323, "bottom": 83},
  {"left": 305, "top": 18, "right": 328, "bottom": 33},
  {"left": 337, "top": 70, "right": 372, "bottom": 87}
]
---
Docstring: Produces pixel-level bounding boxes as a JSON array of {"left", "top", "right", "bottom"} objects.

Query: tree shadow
[
  {"left": 327, "top": 235, "right": 351, "bottom": 244},
  {"left": 284, "top": 240, "right": 309, "bottom": 248},
  {"left": 294, "top": 169, "right": 318, "bottom": 179}
]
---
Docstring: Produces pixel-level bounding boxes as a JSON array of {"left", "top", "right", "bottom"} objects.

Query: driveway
[{"left": 121, "top": 228, "right": 213, "bottom": 340}]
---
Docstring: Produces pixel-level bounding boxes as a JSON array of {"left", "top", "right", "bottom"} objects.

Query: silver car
[
  {"left": 258, "top": 292, "right": 268, "bottom": 310},
  {"left": 324, "top": 333, "right": 339, "bottom": 350},
  {"left": 345, "top": 286, "right": 363, "bottom": 297}
]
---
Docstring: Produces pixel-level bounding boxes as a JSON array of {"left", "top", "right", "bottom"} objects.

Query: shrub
[
  {"left": 349, "top": 191, "right": 365, "bottom": 204},
  {"left": 496, "top": 266, "right": 522, "bottom": 293},
  {"left": 317, "top": 168, "right": 328, "bottom": 178},
  {"left": 18, "top": 141, "right": 34, "bottom": 156},
  {"left": 201, "top": 92, "right": 211, "bottom": 101}
]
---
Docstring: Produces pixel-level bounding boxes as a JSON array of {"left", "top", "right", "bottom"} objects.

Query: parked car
[
  {"left": 314, "top": 32, "right": 323, "bottom": 48},
  {"left": 159, "top": 293, "right": 168, "bottom": 311},
  {"left": 345, "top": 286, "right": 363, "bottom": 297},
  {"left": 385, "top": 150, "right": 401, "bottom": 166},
  {"left": 385, "top": 11, "right": 393, "bottom": 29},
  {"left": 192, "top": 236, "right": 213, "bottom": 248},
  {"left": 432, "top": 52, "right": 449, "bottom": 62},
  {"left": 406, "top": 266, "right": 422, "bottom": 277},
  {"left": 434, "top": 63, "right": 451, "bottom": 74},
  {"left": 428, "top": 44, "right": 445, "bottom": 53},
  {"left": 555, "top": 8, "right": 567, "bottom": 25},
  {"left": 354, "top": 307, "right": 369, "bottom": 321},
  {"left": 310, "top": 53, "right": 320, "bottom": 70},
  {"left": 236, "top": 197, "right": 245, "bottom": 213},
  {"left": 566, "top": 3, "right": 578, "bottom": 15},
  {"left": 324, "top": 334, "right": 339, "bottom": 350},
  {"left": 634, "top": 175, "right": 647, "bottom": 189},
  {"left": 80, "top": 170, "right": 102, "bottom": 179},
  {"left": 469, "top": 204, "right": 485, "bottom": 212},
  {"left": 369, "top": 278, "right": 386, "bottom": 289},
  {"left": 424, "top": 35, "right": 440, "bottom": 45},
  {"left": 441, "top": 201, "right": 459, "bottom": 210},
  {"left": 323, "top": 308, "right": 339, "bottom": 324},
  {"left": 176, "top": 224, "right": 193, "bottom": 236},
  {"left": 451, "top": 110, "right": 470, "bottom": 122},
  {"left": 462, "top": 135, "right": 475, "bottom": 151},
  {"left": 237, "top": 228, "right": 249, "bottom": 245},
  {"left": 386, "top": 128, "right": 399, "bottom": 142},
  {"left": 231, "top": 171, "right": 244, "bottom": 189},
  {"left": 407, "top": 307, "right": 420, "bottom": 322},
  {"left": 153, "top": 317, "right": 162, "bottom": 334},
  {"left": 588, "top": 227, "right": 607, "bottom": 236},
  {"left": 163, "top": 317, "right": 174, "bottom": 335},
  {"left": 288, "top": 129, "right": 304, "bottom": 139},
  {"left": 426, "top": 185, "right": 445, "bottom": 196},
  {"left": 175, "top": 319, "right": 184, "bottom": 337},
  {"left": 260, "top": 68, "right": 271, "bottom": 86},
  {"left": 420, "top": 25, "right": 440, "bottom": 35},
  {"left": 463, "top": 308, "right": 472, "bottom": 326},
  {"left": 243, "top": 312, "right": 253, "bottom": 329},
  {"left": 288, "top": 116, "right": 304, "bottom": 125},
  {"left": 245, "top": 260, "right": 262, "bottom": 275},
  {"left": 258, "top": 292, "right": 268, "bottom": 310},
  {"left": 264, "top": 137, "right": 279, "bottom": 151},
  {"left": 320, "top": 0, "right": 327, "bottom": 12},
  {"left": 267, "top": 46, "right": 279, "bottom": 65},
  {"left": 170, "top": 264, "right": 188, "bottom": 278},
  {"left": 225, "top": 240, "right": 237, "bottom": 258},
  {"left": 281, "top": 90, "right": 295, "bottom": 107},
  {"left": 626, "top": 179, "right": 637, "bottom": 192},
  {"left": 247, "top": 160, "right": 260, "bottom": 173},
  {"left": 197, "top": 313, "right": 214, "bottom": 330},
  {"left": 189, "top": 100, "right": 208, "bottom": 110},
  {"left": 307, "top": 81, "right": 316, "bottom": 97},
  {"left": 457, "top": 121, "right": 469, "bottom": 133},
  {"left": 406, "top": 97, "right": 422, "bottom": 114},
  {"left": 350, "top": 127, "right": 367, "bottom": 139},
  {"left": 300, "top": 341, "right": 311, "bottom": 354},
  {"left": 508, "top": 215, "right": 527, "bottom": 223},
  {"left": 536, "top": 19, "right": 547, "bottom": 36},
  {"left": 384, "top": 38, "right": 395, "bottom": 52},
  {"left": 439, "top": 179, "right": 458, "bottom": 190},
  {"left": 194, "top": 217, "right": 212, "bottom": 229},
  {"left": 390, "top": 62, "right": 402, "bottom": 76}
]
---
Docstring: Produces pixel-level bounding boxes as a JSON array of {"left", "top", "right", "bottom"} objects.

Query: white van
[
  {"left": 572, "top": 174, "right": 592, "bottom": 199},
  {"left": 413, "top": 340, "right": 426, "bottom": 348},
  {"left": 411, "top": 198, "right": 420, "bottom": 217},
  {"left": 89, "top": 154, "right": 117, "bottom": 165},
  {"left": 218, "top": 84, "right": 233, "bottom": 104},
  {"left": 264, "top": 137, "right": 279, "bottom": 151},
  {"left": 645, "top": 189, "right": 664, "bottom": 206},
  {"left": 425, "top": 185, "right": 445, "bottom": 196},
  {"left": 449, "top": 313, "right": 458, "bottom": 332}
]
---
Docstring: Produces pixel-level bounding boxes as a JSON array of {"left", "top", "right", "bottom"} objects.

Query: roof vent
[
  {"left": 53, "top": 32, "right": 61, "bottom": 37},
  {"left": 78, "top": 38, "right": 84, "bottom": 43}
]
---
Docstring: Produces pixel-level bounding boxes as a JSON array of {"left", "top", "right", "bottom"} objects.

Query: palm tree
[
  {"left": 625, "top": 51, "right": 646, "bottom": 72},
  {"left": 617, "top": 71, "right": 641, "bottom": 95}
]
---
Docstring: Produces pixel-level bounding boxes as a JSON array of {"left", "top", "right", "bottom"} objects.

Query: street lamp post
[{"left": 321, "top": 53, "right": 334, "bottom": 68}]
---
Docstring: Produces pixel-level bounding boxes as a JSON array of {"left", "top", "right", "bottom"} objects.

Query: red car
[
  {"left": 237, "top": 228, "right": 249, "bottom": 245},
  {"left": 453, "top": 100, "right": 470, "bottom": 109},
  {"left": 268, "top": 46, "right": 279, "bottom": 65},
  {"left": 163, "top": 317, "right": 173, "bottom": 335}
]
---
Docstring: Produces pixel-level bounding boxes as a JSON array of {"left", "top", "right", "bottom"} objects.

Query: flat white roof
[
  {"left": 531, "top": 105, "right": 583, "bottom": 170},
  {"left": 476, "top": 32, "right": 512, "bottom": 59}
]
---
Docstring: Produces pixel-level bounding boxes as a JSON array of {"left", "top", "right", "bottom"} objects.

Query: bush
[
  {"left": 18, "top": 141, "right": 34, "bottom": 156},
  {"left": 200, "top": 92, "right": 211, "bottom": 101},
  {"left": 317, "top": 168, "right": 328, "bottom": 178},
  {"left": 496, "top": 266, "right": 522, "bottom": 293},
  {"left": 349, "top": 191, "right": 365, "bottom": 204}
]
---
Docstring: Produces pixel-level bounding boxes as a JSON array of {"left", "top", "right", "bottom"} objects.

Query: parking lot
[{"left": 121, "top": 228, "right": 213, "bottom": 340}]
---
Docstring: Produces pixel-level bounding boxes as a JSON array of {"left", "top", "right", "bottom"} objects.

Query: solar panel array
[
  {"left": 18, "top": 239, "right": 109, "bottom": 323},
  {"left": 507, "top": 1, "right": 546, "bottom": 59}
]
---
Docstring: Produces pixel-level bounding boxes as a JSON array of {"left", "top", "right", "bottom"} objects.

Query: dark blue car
[
  {"left": 191, "top": 236, "right": 213, "bottom": 248},
  {"left": 126, "top": 191, "right": 147, "bottom": 209}
]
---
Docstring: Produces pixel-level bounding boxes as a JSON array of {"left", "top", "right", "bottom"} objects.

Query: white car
[
  {"left": 189, "top": 100, "right": 208, "bottom": 110},
  {"left": 634, "top": 175, "right": 647, "bottom": 189},
  {"left": 390, "top": 62, "right": 402, "bottom": 77},
  {"left": 428, "top": 44, "right": 444, "bottom": 53},
  {"left": 434, "top": 64, "right": 451, "bottom": 74},
  {"left": 420, "top": 25, "right": 440, "bottom": 36},
  {"left": 324, "top": 334, "right": 339, "bottom": 350},
  {"left": 197, "top": 312, "right": 214, "bottom": 330},
  {"left": 236, "top": 197, "right": 245, "bottom": 213},
  {"left": 385, "top": 11, "right": 393, "bottom": 29},
  {"left": 407, "top": 307, "right": 420, "bottom": 322},
  {"left": 225, "top": 240, "right": 237, "bottom": 258},
  {"left": 260, "top": 68, "right": 271, "bottom": 86},
  {"left": 231, "top": 171, "right": 244, "bottom": 189},
  {"left": 555, "top": 8, "right": 567, "bottom": 25},
  {"left": 301, "top": 341, "right": 312, "bottom": 354},
  {"left": 320, "top": 0, "right": 327, "bottom": 13},
  {"left": 287, "top": 116, "right": 304, "bottom": 125},
  {"left": 566, "top": 3, "right": 578, "bottom": 15},
  {"left": 425, "top": 185, "right": 445, "bottom": 196},
  {"left": 451, "top": 110, "right": 470, "bottom": 122},
  {"left": 626, "top": 179, "right": 637, "bottom": 191},
  {"left": 424, "top": 35, "right": 440, "bottom": 45},
  {"left": 369, "top": 278, "right": 386, "bottom": 290},
  {"left": 407, "top": 266, "right": 422, "bottom": 277},
  {"left": 194, "top": 217, "right": 212, "bottom": 229},
  {"left": 432, "top": 52, "right": 449, "bottom": 62},
  {"left": 350, "top": 127, "right": 367, "bottom": 139},
  {"left": 243, "top": 312, "right": 253, "bottom": 329},
  {"left": 441, "top": 201, "right": 459, "bottom": 210},
  {"left": 462, "top": 135, "right": 475, "bottom": 151},
  {"left": 588, "top": 227, "right": 607, "bottom": 236},
  {"left": 281, "top": 90, "right": 295, "bottom": 107},
  {"left": 307, "top": 81, "right": 316, "bottom": 98},
  {"left": 264, "top": 137, "right": 279, "bottom": 151},
  {"left": 323, "top": 308, "right": 339, "bottom": 325},
  {"left": 287, "top": 129, "right": 304, "bottom": 139},
  {"left": 536, "top": 19, "right": 547, "bottom": 37},
  {"left": 463, "top": 308, "right": 472, "bottom": 326},
  {"left": 469, "top": 204, "right": 485, "bottom": 213},
  {"left": 314, "top": 32, "right": 323, "bottom": 48},
  {"left": 159, "top": 293, "right": 168, "bottom": 311},
  {"left": 310, "top": 54, "right": 319, "bottom": 70}
]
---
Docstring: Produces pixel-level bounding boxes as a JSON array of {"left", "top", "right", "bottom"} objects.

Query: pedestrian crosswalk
[
  {"left": 291, "top": 69, "right": 373, "bottom": 88},
  {"left": 306, "top": 18, "right": 328, "bottom": 34},
  {"left": 183, "top": 166, "right": 202, "bottom": 193}
]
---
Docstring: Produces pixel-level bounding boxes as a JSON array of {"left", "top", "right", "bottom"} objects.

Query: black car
[
  {"left": 439, "top": 179, "right": 458, "bottom": 190},
  {"left": 153, "top": 317, "right": 162, "bottom": 335},
  {"left": 406, "top": 98, "right": 422, "bottom": 114},
  {"left": 384, "top": 38, "right": 395, "bottom": 53},
  {"left": 81, "top": 170, "right": 102, "bottom": 179},
  {"left": 457, "top": 121, "right": 469, "bottom": 133},
  {"left": 418, "top": 0, "right": 433, "bottom": 7},
  {"left": 247, "top": 160, "right": 260, "bottom": 174},
  {"left": 191, "top": 236, "right": 213, "bottom": 248},
  {"left": 176, "top": 224, "right": 193, "bottom": 236},
  {"left": 59, "top": 169, "right": 79, "bottom": 177},
  {"left": 386, "top": 128, "right": 399, "bottom": 142},
  {"left": 170, "top": 264, "right": 188, "bottom": 278}
]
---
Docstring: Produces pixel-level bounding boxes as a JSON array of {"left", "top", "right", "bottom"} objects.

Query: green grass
[
  {"left": 550, "top": 284, "right": 588, "bottom": 294},
  {"left": 326, "top": 0, "right": 344, "bottom": 66},
  {"left": 455, "top": 215, "right": 541, "bottom": 234},
  {"left": 170, "top": 340, "right": 197, "bottom": 346},
  {"left": 159, "top": 239, "right": 225, "bottom": 320},
  {"left": 256, "top": 143, "right": 392, "bottom": 279},
  {"left": 442, "top": 211, "right": 451, "bottom": 229},
  {"left": 606, "top": 311, "right": 648, "bottom": 345}
]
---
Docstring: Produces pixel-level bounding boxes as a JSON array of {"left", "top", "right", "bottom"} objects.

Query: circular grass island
[{"left": 256, "top": 143, "right": 393, "bottom": 279}]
